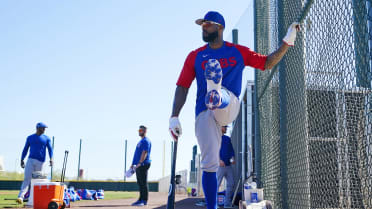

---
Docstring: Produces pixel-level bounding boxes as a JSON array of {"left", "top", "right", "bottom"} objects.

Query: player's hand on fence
[
  {"left": 49, "top": 160, "right": 53, "bottom": 167},
  {"left": 169, "top": 117, "right": 182, "bottom": 141},
  {"left": 283, "top": 22, "right": 300, "bottom": 46},
  {"left": 20, "top": 160, "right": 25, "bottom": 169}
]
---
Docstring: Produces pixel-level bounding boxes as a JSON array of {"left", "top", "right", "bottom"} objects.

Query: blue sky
[{"left": 0, "top": 0, "right": 254, "bottom": 181}]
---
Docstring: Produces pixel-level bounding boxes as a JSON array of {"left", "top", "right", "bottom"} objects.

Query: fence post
[
  {"left": 277, "top": 1, "right": 289, "bottom": 208},
  {"left": 77, "top": 139, "right": 82, "bottom": 180},
  {"left": 124, "top": 139, "right": 127, "bottom": 182},
  {"left": 51, "top": 136, "right": 54, "bottom": 180},
  {"left": 353, "top": 0, "right": 371, "bottom": 88},
  {"left": 253, "top": 0, "right": 262, "bottom": 189}
]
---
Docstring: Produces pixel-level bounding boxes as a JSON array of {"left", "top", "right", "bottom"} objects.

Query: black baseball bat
[{"left": 166, "top": 135, "right": 178, "bottom": 209}]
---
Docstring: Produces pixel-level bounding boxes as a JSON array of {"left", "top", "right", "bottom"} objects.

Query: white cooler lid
[{"left": 34, "top": 182, "right": 62, "bottom": 186}]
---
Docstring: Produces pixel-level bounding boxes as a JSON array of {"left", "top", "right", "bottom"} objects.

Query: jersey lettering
[
  {"left": 229, "top": 57, "right": 237, "bottom": 66},
  {"left": 201, "top": 57, "right": 237, "bottom": 70}
]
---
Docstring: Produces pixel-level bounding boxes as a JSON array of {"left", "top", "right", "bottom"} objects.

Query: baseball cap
[
  {"left": 139, "top": 125, "right": 147, "bottom": 130},
  {"left": 195, "top": 11, "right": 225, "bottom": 28},
  {"left": 36, "top": 122, "right": 48, "bottom": 129}
]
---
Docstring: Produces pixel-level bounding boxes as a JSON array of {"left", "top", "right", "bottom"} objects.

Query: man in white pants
[
  {"left": 169, "top": 11, "right": 299, "bottom": 209},
  {"left": 17, "top": 122, "right": 53, "bottom": 204}
]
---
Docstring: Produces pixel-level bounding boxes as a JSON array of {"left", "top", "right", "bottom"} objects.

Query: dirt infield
[{"left": 70, "top": 192, "right": 204, "bottom": 209}]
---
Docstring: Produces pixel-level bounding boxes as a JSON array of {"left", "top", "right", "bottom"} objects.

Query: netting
[{"left": 255, "top": 0, "right": 372, "bottom": 208}]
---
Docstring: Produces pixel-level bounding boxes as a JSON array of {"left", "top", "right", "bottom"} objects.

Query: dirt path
[{"left": 70, "top": 192, "right": 205, "bottom": 209}]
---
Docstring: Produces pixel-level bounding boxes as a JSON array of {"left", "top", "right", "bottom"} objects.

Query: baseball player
[
  {"left": 169, "top": 11, "right": 298, "bottom": 209},
  {"left": 217, "top": 125, "right": 235, "bottom": 208},
  {"left": 17, "top": 122, "right": 53, "bottom": 204},
  {"left": 130, "top": 125, "right": 152, "bottom": 206}
]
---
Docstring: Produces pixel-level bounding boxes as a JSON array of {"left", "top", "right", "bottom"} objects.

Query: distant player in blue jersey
[
  {"left": 169, "top": 11, "right": 299, "bottom": 209},
  {"left": 17, "top": 122, "right": 53, "bottom": 204},
  {"left": 131, "top": 125, "right": 152, "bottom": 206},
  {"left": 217, "top": 125, "right": 235, "bottom": 208}
]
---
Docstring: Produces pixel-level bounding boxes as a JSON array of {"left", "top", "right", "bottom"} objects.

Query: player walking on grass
[
  {"left": 169, "top": 11, "right": 299, "bottom": 209},
  {"left": 17, "top": 122, "right": 53, "bottom": 204}
]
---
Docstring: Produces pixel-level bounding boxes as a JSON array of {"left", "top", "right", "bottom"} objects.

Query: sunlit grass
[{"left": 0, "top": 190, "right": 137, "bottom": 208}]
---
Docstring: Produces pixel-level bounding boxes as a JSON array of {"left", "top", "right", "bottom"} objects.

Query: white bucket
[
  {"left": 26, "top": 178, "right": 50, "bottom": 206},
  {"left": 244, "top": 188, "right": 263, "bottom": 204}
]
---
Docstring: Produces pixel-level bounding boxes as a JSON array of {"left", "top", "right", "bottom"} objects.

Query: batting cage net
[{"left": 254, "top": 0, "right": 372, "bottom": 208}]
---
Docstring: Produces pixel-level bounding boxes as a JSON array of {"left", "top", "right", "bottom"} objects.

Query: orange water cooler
[{"left": 33, "top": 182, "right": 66, "bottom": 209}]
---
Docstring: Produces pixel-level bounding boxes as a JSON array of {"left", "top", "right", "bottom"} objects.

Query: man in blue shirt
[
  {"left": 17, "top": 122, "right": 53, "bottom": 204},
  {"left": 131, "top": 125, "right": 152, "bottom": 206},
  {"left": 217, "top": 125, "right": 235, "bottom": 208}
]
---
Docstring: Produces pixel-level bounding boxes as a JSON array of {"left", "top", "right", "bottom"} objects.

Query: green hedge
[{"left": 0, "top": 180, "right": 158, "bottom": 192}]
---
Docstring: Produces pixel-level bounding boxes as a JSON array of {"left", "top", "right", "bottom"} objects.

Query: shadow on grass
[
  {"left": 0, "top": 203, "right": 23, "bottom": 208},
  {"left": 76, "top": 205, "right": 130, "bottom": 208},
  {"left": 73, "top": 198, "right": 204, "bottom": 208}
]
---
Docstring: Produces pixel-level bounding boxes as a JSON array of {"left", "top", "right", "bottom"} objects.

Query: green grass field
[
  {"left": 0, "top": 190, "right": 23, "bottom": 209},
  {"left": 0, "top": 190, "right": 137, "bottom": 208}
]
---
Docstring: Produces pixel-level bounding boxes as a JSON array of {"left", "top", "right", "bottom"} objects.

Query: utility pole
[
  {"left": 77, "top": 139, "right": 82, "bottom": 180},
  {"left": 51, "top": 136, "right": 55, "bottom": 180},
  {"left": 124, "top": 139, "right": 127, "bottom": 182}
]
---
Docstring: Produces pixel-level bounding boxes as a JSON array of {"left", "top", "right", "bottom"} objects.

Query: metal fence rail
[{"left": 254, "top": 0, "right": 372, "bottom": 208}]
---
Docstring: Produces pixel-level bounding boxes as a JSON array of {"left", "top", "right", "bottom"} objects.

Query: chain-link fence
[{"left": 255, "top": 0, "right": 372, "bottom": 208}]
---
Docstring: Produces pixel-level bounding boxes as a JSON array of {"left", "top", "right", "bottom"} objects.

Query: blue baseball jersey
[
  {"left": 132, "top": 137, "right": 152, "bottom": 166},
  {"left": 177, "top": 41, "right": 267, "bottom": 117},
  {"left": 21, "top": 134, "right": 53, "bottom": 162},
  {"left": 219, "top": 135, "right": 235, "bottom": 166}
]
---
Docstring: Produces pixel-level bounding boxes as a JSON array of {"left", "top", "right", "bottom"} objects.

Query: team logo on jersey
[{"left": 201, "top": 57, "right": 237, "bottom": 70}]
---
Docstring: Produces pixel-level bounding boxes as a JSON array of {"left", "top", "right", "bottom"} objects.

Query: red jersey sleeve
[
  {"left": 235, "top": 45, "right": 267, "bottom": 71},
  {"left": 176, "top": 51, "right": 197, "bottom": 88}
]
